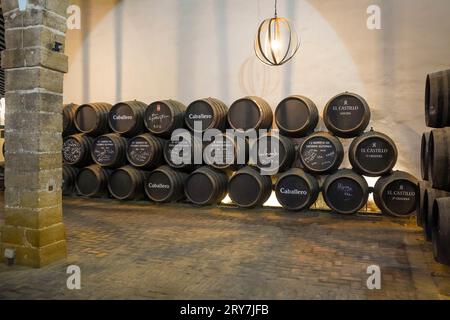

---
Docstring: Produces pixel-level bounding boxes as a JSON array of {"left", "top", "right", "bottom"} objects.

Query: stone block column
[{"left": 1, "top": 0, "right": 69, "bottom": 267}]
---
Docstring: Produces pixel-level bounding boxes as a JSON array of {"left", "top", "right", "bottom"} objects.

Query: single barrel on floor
[
  {"left": 144, "top": 100, "right": 186, "bottom": 138},
  {"left": 126, "top": 133, "right": 166, "bottom": 170},
  {"left": 145, "top": 166, "right": 187, "bottom": 203},
  {"left": 108, "top": 101, "right": 147, "bottom": 137},
  {"left": 228, "top": 166, "right": 272, "bottom": 208},
  {"left": 108, "top": 166, "right": 148, "bottom": 200},
  {"left": 75, "top": 165, "right": 111, "bottom": 197},
  {"left": 275, "top": 95, "right": 319, "bottom": 138},
  {"left": 373, "top": 171, "right": 418, "bottom": 218},
  {"left": 323, "top": 92, "right": 371, "bottom": 138},
  {"left": 185, "top": 98, "right": 228, "bottom": 132},
  {"left": 349, "top": 129, "right": 398, "bottom": 177},
  {"left": 74, "top": 102, "right": 112, "bottom": 136},
  {"left": 423, "top": 188, "right": 450, "bottom": 241},
  {"left": 431, "top": 197, "right": 450, "bottom": 266},
  {"left": 425, "top": 69, "right": 450, "bottom": 128},
  {"left": 63, "top": 134, "right": 93, "bottom": 167},
  {"left": 184, "top": 166, "right": 228, "bottom": 205},
  {"left": 91, "top": 133, "right": 128, "bottom": 168},
  {"left": 227, "top": 96, "right": 273, "bottom": 132},
  {"left": 322, "top": 169, "right": 369, "bottom": 215},
  {"left": 299, "top": 132, "right": 344, "bottom": 175},
  {"left": 275, "top": 168, "right": 320, "bottom": 211}
]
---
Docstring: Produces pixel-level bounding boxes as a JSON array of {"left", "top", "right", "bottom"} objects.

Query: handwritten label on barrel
[
  {"left": 63, "top": 139, "right": 82, "bottom": 164},
  {"left": 146, "top": 103, "right": 172, "bottom": 132},
  {"left": 128, "top": 138, "right": 152, "bottom": 166},
  {"left": 382, "top": 180, "right": 417, "bottom": 215},
  {"left": 301, "top": 137, "right": 337, "bottom": 172},
  {"left": 356, "top": 138, "right": 394, "bottom": 173},
  {"left": 327, "top": 96, "right": 365, "bottom": 130},
  {"left": 328, "top": 178, "right": 364, "bottom": 213},
  {"left": 92, "top": 138, "right": 116, "bottom": 165}
]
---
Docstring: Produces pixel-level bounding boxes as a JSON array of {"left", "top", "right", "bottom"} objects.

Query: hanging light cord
[{"left": 274, "top": 0, "right": 278, "bottom": 17}]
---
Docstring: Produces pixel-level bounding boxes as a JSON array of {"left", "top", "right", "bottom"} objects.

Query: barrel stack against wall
[{"left": 418, "top": 69, "right": 450, "bottom": 266}]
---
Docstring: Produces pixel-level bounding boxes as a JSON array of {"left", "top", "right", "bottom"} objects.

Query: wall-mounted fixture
[{"left": 254, "top": 0, "right": 300, "bottom": 66}]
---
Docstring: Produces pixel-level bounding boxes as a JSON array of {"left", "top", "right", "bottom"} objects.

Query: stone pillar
[{"left": 0, "top": 0, "right": 69, "bottom": 268}]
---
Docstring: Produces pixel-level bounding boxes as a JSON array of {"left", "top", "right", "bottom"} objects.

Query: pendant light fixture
[{"left": 254, "top": 0, "right": 300, "bottom": 66}]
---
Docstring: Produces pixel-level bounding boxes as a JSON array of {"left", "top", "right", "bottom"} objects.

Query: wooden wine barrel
[
  {"left": 185, "top": 98, "right": 228, "bottom": 132},
  {"left": 254, "top": 134, "right": 295, "bottom": 174},
  {"left": 228, "top": 166, "right": 272, "bottom": 208},
  {"left": 417, "top": 181, "right": 431, "bottom": 227},
  {"left": 299, "top": 132, "right": 344, "bottom": 175},
  {"left": 275, "top": 95, "right": 319, "bottom": 138},
  {"left": 431, "top": 197, "right": 450, "bottom": 265},
  {"left": 126, "top": 133, "right": 165, "bottom": 170},
  {"left": 203, "top": 133, "right": 248, "bottom": 171},
  {"left": 429, "top": 128, "right": 450, "bottom": 190},
  {"left": 75, "top": 165, "right": 111, "bottom": 197},
  {"left": 144, "top": 100, "right": 186, "bottom": 138},
  {"left": 374, "top": 171, "right": 418, "bottom": 218},
  {"left": 421, "top": 132, "right": 431, "bottom": 181},
  {"left": 323, "top": 169, "right": 369, "bottom": 215},
  {"left": 91, "top": 133, "right": 128, "bottom": 168},
  {"left": 227, "top": 96, "right": 273, "bottom": 131},
  {"left": 62, "top": 103, "right": 79, "bottom": 137},
  {"left": 108, "top": 166, "right": 147, "bottom": 200},
  {"left": 185, "top": 166, "right": 228, "bottom": 205},
  {"left": 275, "top": 168, "right": 320, "bottom": 211},
  {"left": 164, "top": 131, "right": 203, "bottom": 172},
  {"left": 74, "top": 103, "right": 112, "bottom": 136},
  {"left": 63, "top": 134, "right": 93, "bottom": 167},
  {"left": 423, "top": 188, "right": 450, "bottom": 241},
  {"left": 108, "top": 101, "right": 147, "bottom": 137},
  {"left": 145, "top": 165, "right": 188, "bottom": 203},
  {"left": 349, "top": 129, "right": 398, "bottom": 177},
  {"left": 323, "top": 92, "right": 371, "bottom": 138},
  {"left": 425, "top": 70, "right": 450, "bottom": 128},
  {"left": 63, "top": 166, "right": 79, "bottom": 196}
]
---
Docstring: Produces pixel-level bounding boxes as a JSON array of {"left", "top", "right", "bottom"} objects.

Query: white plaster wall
[{"left": 64, "top": 0, "right": 450, "bottom": 177}]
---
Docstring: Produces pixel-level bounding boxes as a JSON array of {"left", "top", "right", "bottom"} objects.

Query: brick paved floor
[{"left": 0, "top": 196, "right": 449, "bottom": 300}]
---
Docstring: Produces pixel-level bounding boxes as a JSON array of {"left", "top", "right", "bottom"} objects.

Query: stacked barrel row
[
  {"left": 62, "top": 93, "right": 418, "bottom": 218},
  {"left": 418, "top": 69, "right": 450, "bottom": 266}
]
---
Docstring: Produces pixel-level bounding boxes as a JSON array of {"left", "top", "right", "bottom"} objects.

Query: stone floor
[{"left": 0, "top": 196, "right": 449, "bottom": 300}]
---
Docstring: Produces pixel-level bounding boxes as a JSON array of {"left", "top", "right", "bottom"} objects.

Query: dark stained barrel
[
  {"left": 417, "top": 181, "right": 431, "bottom": 227},
  {"left": 203, "top": 133, "right": 248, "bottom": 171},
  {"left": 227, "top": 96, "right": 273, "bottom": 131},
  {"left": 74, "top": 103, "right": 112, "bottom": 136},
  {"left": 374, "top": 171, "right": 418, "bottom": 218},
  {"left": 91, "top": 133, "right": 127, "bottom": 168},
  {"left": 108, "top": 166, "right": 148, "bottom": 200},
  {"left": 349, "top": 129, "right": 398, "bottom": 177},
  {"left": 164, "top": 131, "right": 203, "bottom": 172},
  {"left": 423, "top": 188, "right": 450, "bottom": 241},
  {"left": 63, "top": 134, "right": 93, "bottom": 167},
  {"left": 185, "top": 98, "right": 228, "bottom": 132},
  {"left": 275, "top": 168, "right": 320, "bottom": 211},
  {"left": 299, "top": 132, "right": 344, "bottom": 175},
  {"left": 425, "top": 70, "right": 450, "bottom": 128},
  {"left": 108, "top": 101, "right": 147, "bottom": 137},
  {"left": 323, "top": 92, "right": 371, "bottom": 138},
  {"left": 62, "top": 103, "right": 79, "bottom": 137},
  {"left": 126, "top": 133, "right": 165, "bottom": 170},
  {"left": 254, "top": 134, "right": 295, "bottom": 174},
  {"left": 421, "top": 132, "right": 431, "bottom": 181},
  {"left": 63, "top": 166, "right": 79, "bottom": 196},
  {"left": 144, "top": 100, "right": 186, "bottom": 138},
  {"left": 185, "top": 166, "right": 228, "bottom": 205},
  {"left": 429, "top": 128, "right": 450, "bottom": 191},
  {"left": 323, "top": 169, "right": 369, "bottom": 215},
  {"left": 228, "top": 166, "right": 272, "bottom": 208},
  {"left": 145, "top": 166, "right": 188, "bottom": 203},
  {"left": 75, "top": 165, "right": 111, "bottom": 197},
  {"left": 431, "top": 197, "right": 450, "bottom": 265},
  {"left": 275, "top": 95, "right": 319, "bottom": 138}
]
